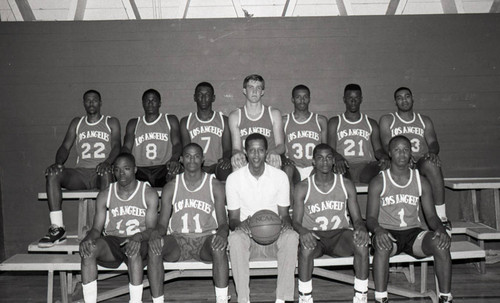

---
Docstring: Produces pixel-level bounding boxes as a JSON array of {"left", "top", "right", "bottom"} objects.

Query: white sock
[
  {"left": 129, "top": 283, "right": 143, "bottom": 303},
  {"left": 82, "top": 280, "right": 97, "bottom": 303},
  {"left": 215, "top": 286, "right": 228, "bottom": 298},
  {"left": 152, "top": 295, "right": 164, "bottom": 303},
  {"left": 275, "top": 300, "right": 285, "bottom": 303},
  {"left": 439, "top": 292, "right": 452, "bottom": 299},
  {"left": 354, "top": 277, "right": 368, "bottom": 293},
  {"left": 435, "top": 204, "right": 447, "bottom": 221},
  {"left": 298, "top": 279, "right": 313, "bottom": 294},
  {"left": 49, "top": 210, "right": 64, "bottom": 227},
  {"left": 375, "top": 291, "right": 388, "bottom": 302}
]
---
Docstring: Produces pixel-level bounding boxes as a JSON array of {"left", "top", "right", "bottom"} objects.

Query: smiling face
[
  {"left": 243, "top": 80, "right": 265, "bottom": 103},
  {"left": 113, "top": 155, "right": 137, "bottom": 187},
  {"left": 83, "top": 91, "right": 102, "bottom": 115},
  {"left": 343, "top": 89, "right": 362, "bottom": 114},
  {"left": 394, "top": 89, "right": 414, "bottom": 112},
  {"left": 245, "top": 138, "right": 267, "bottom": 170},
  {"left": 181, "top": 144, "right": 204, "bottom": 173},
  {"left": 388, "top": 136, "right": 412, "bottom": 168}
]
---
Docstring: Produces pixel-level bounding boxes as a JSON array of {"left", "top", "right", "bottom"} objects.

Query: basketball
[{"left": 249, "top": 210, "right": 282, "bottom": 245}]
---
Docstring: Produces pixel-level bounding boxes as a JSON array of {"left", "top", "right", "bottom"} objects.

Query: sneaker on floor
[
  {"left": 439, "top": 295, "right": 453, "bottom": 303},
  {"left": 353, "top": 292, "right": 368, "bottom": 303},
  {"left": 298, "top": 293, "right": 313, "bottom": 303},
  {"left": 376, "top": 298, "right": 389, "bottom": 303},
  {"left": 442, "top": 219, "right": 453, "bottom": 237},
  {"left": 38, "top": 225, "right": 66, "bottom": 248},
  {"left": 216, "top": 295, "right": 230, "bottom": 303}
]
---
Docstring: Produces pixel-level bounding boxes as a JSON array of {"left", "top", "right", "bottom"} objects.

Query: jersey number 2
[
  {"left": 343, "top": 139, "right": 364, "bottom": 157},
  {"left": 313, "top": 215, "right": 341, "bottom": 231},
  {"left": 81, "top": 142, "right": 106, "bottom": 159}
]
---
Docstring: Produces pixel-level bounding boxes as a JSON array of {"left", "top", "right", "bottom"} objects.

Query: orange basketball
[{"left": 249, "top": 209, "right": 282, "bottom": 245}]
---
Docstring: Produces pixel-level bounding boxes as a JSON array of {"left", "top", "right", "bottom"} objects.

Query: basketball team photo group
[{"left": 33, "top": 74, "right": 456, "bottom": 303}]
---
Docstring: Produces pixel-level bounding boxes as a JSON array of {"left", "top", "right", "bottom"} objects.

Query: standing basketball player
[
  {"left": 327, "top": 84, "right": 389, "bottom": 184},
  {"left": 148, "top": 143, "right": 229, "bottom": 303},
  {"left": 226, "top": 133, "right": 299, "bottom": 303},
  {"left": 79, "top": 153, "right": 158, "bottom": 303},
  {"left": 379, "top": 87, "right": 450, "bottom": 230},
  {"left": 229, "top": 74, "right": 285, "bottom": 170},
  {"left": 180, "top": 82, "right": 232, "bottom": 181},
  {"left": 366, "top": 136, "right": 452, "bottom": 303},
  {"left": 122, "top": 89, "right": 182, "bottom": 187},
  {"left": 283, "top": 84, "right": 328, "bottom": 187},
  {"left": 39, "top": 90, "right": 121, "bottom": 247},
  {"left": 293, "top": 144, "right": 369, "bottom": 303}
]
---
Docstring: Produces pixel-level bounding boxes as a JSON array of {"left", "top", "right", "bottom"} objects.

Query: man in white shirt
[{"left": 226, "top": 133, "right": 299, "bottom": 303}]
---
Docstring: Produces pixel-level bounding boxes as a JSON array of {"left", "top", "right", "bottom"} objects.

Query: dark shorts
[
  {"left": 313, "top": 229, "right": 354, "bottom": 257},
  {"left": 202, "top": 163, "right": 232, "bottom": 181},
  {"left": 63, "top": 167, "right": 98, "bottom": 189},
  {"left": 345, "top": 161, "right": 380, "bottom": 184},
  {"left": 97, "top": 235, "right": 148, "bottom": 268},
  {"left": 375, "top": 228, "right": 429, "bottom": 258},
  {"left": 136, "top": 165, "right": 170, "bottom": 187},
  {"left": 172, "top": 234, "right": 213, "bottom": 262}
]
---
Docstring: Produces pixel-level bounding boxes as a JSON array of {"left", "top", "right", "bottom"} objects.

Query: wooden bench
[{"left": 1, "top": 241, "right": 485, "bottom": 303}]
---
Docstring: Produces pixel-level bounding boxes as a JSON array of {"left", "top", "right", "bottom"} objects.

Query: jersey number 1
[{"left": 181, "top": 213, "right": 202, "bottom": 233}]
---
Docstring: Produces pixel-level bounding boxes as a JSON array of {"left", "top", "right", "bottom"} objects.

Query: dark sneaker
[
  {"left": 439, "top": 295, "right": 453, "bottom": 303},
  {"left": 376, "top": 298, "right": 389, "bottom": 303},
  {"left": 38, "top": 225, "right": 66, "bottom": 248},
  {"left": 442, "top": 220, "right": 453, "bottom": 237}
]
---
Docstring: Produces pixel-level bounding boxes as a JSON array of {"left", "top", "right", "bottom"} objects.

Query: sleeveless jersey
[
  {"left": 336, "top": 113, "right": 375, "bottom": 164},
  {"left": 378, "top": 169, "right": 422, "bottom": 230},
  {"left": 168, "top": 173, "right": 218, "bottom": 235},
  {"left": 75, "top": 116, "right": 113, "bottom": 168},
  {"left": 186, "top": 111, "right": 224, "bottom": 166},
  {"left": 284, "top": 113, "right": 322, "bottom": 168},
  {"left": 389, "top": 113, "right": 428, "bottom": 160},
  {"left": 238, "top": 105, "right": 276, "bottom": 151},
  {"left": 104, "top": 181, "right": 149, "bottom": 237},
  {"left": 132, "top": 113, "right": 172, "bottom": 167},
  {"left": 302, "top": 174, "right": 351, "bottom": 231}
]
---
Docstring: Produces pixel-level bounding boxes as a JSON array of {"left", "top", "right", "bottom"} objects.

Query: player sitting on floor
[
  {"left": 293, "top": 143, "right": 369, "bottom": 303},
  {"left": 148, "top": 143, "right": 230, "bottom": 303},
  {"left": 366, "top": 135, "right": 452, "bottom": 303},
  {"left": 79, "top": 153, "right": 158, "bottom": 303}
]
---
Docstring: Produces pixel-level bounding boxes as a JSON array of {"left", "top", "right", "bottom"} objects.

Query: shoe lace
[{"left": 48, "top": 225, "right": 61, "bottom": 235}]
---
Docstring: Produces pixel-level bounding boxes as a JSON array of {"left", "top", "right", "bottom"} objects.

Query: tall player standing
[
  {"left": 379, "top": 87, "right": 450, "bottom": 231},
  {"left": 39, "top": 90, "right": 121, "bottom": 247},
  {"left": 79, "top": 153, "right": 159, "bottom": 303},
  {"left": 366, "top": 136, "right": 452, "bottom": 303},
  {"left": 293, "top": 144, "right": 369, "bottom": 303},
  {"left": 283, "top": 84, "right": 327, "bottom": 189},
  {"left": 229, "top": 74, "right": 285, "bottom": 170},
  {"left": 327, "top": 84, "right": 389, "bottom": 184},
  {"left": 122, "top": 89, "right": 182, "bottom": 187},
  {"left": 148, "top": 143, "right": 229, "bottom": 303},
  {"left": 180, "top": 82, "right": 232, "bottom": 181}
]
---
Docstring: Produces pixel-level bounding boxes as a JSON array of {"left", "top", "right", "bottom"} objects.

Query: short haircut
[
  {"left": 388, "top": 135, "right": 411, "bottom": 150},
  {"left": 394, "top": 87, "right": 412, "bottom": 99},
  {"left": 292, "top": 84, "right": 310, "bottom": 97},
  {"left": 114, "top": 152, "right": 136, "bottom": 166},
  {"left": 344, "top": 83, "right": 362, "bottom": 95},
  {"left": 183, "top": 142, "right": 203, "bottom": 155},
  {"left": 83, "top": 89, "right": 101, "bottom": 100},
  {"left": 245, "top": 133, "right": 268, "bottom": 151},
  {"left": 313, "top": 143, "right": 334, "bottom": 158},
  {"left": 243, "top": 74, "right": 265, "bottom": 90},
  {"left": 195, "top": 82, "right": 214, "bottom": 94},
  {"left": 142, "top": 89, "right": 161, "bottom": 101}
]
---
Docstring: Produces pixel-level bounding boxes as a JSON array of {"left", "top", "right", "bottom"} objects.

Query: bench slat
[{"left": 444, "top": 177, "right": 500, "bottom": 189}]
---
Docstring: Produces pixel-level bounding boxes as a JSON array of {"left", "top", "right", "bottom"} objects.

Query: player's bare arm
[
  {"left": 167, "top": 114, "right": 182, "bottom": 174},
  {"left": 318, "top": 114, "right": 328, "bottom": 144},
  {"left": 366, "top": 175, "right": 394, "bottom": 250},
  {"left": 80, "top": 189, "right": 108, "bottom": 258},
  {"left": 96, "top": 117, "right": 121, "bottom": 176},
  {"left": 179, "top": 116, "right": 191, "bottom": 147},
  {"left": 327, "top": 116, "right": 348, "bottom": 174},
  {"left": 292, "top": 180, "right": 318, "bottom": 250},
  {"left": 378, "top": 114, "right": 393, "bottom": 154},
  {"left": 228, "top": 110, "right": 247, "bottom": 169},
  {"left": 212, "top": 179, "right": 229, "bottom": 250},
  {"left": 420, "top": 176, "right": 450, "bottom": 249},
  {"left": 121, "top": 118, "right": 139, "bottom": 154},
  {"left": 149, "top": 181, "right": 175, "bottom": 255},
  {"left": 369, "top": 118, "right": 390, "bottom": 170},
  {"left": 422, "top": 115, "right": 441, "bottom": 166},
  {"left": 219, "top": 115, "right": 232, "bottom": 169},
  {"left": 267, "top": 108, "right": 285, "bottom": 167},
  {"left": 344, "top": 178, "right": 369, "bottom": 247},
  {"left": 46, "top": 117, "right": 79, "bottom": 176}
]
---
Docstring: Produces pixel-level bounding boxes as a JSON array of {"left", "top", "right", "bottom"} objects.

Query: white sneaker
[
  {"left": 299, "top": 294, "right": 313, "bottom": 303},
  {"left": 216, "top": 296, "right": 230, "bottom": 303},
  {"left": 353, "top": 293, "right": 368, "bottom": 303}
]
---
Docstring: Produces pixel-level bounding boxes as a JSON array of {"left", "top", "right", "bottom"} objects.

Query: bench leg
[
  {"left": 494, "top": 189, "right": 500, "bottom": 230},
  {"left": 60, "top": 270, "right": 68, "bottom": 303},
  {"left": 472, "top": 189, "right": 479, "bottom": 223},
  {"left": 48, "top": 270, "right": 54, "bottom": 303},
  {"left": 479, "top": 240, "right": 486, "bottom": 274},
  {"left": 420, "top": 262, "right": 428, "bottom": 293}
]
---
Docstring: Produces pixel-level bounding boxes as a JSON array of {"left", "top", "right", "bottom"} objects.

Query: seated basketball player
[
  {"left": 282, "top": 84, "right": 328, "bottom": 191},
  {"left": 79, "top": 153, "right": 158, "bottom": 303},
  {"left": 122, "top": 89, "right": 182, "bottom": 187},
  {"left": 229, "top": 74, "right": 285, "bottom": 170},
  {"left": 293, "top": 144, "right": 369, "bottom": 303},
  {"left": 148, "top": 143, "right": 229, "bottom": 303},
  {"left": 379, "top": 87, "right": 450, "bottom": 231},
  {"left": 327, "top": 84, "right": 389, "bottom": 184},
  {"left": 366, "top": 136, "right": 452, "bottom": 303},
  {"left": 226, "top": 133, "right": 299, "bottom": 303},
  {"left": 39, "top": 90, "right": 121, "bottom": 247},
  {"left": 180, "top": 82, "right": 232, "bottom": 181}
]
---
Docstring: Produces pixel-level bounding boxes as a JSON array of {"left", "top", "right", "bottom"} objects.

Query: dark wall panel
[{"left": 1, "top": 15, "right": 499, "bottom": 256}]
